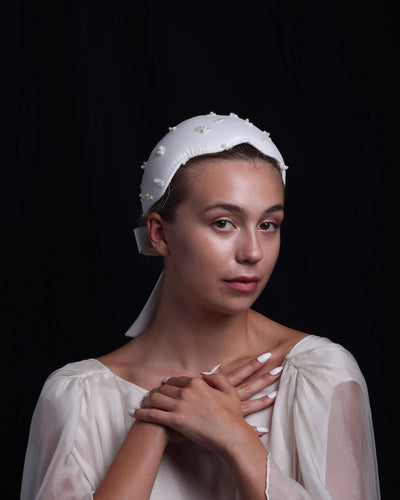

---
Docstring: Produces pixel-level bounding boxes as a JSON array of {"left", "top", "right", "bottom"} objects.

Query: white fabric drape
[
  {"left": 21, "top": 335, "right": 380, "bottom": 499},
  {"left": 265, "top": 336, "right": 380, "bottom": 499}
]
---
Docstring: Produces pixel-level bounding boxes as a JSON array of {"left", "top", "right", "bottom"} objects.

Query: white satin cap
[
  {"left": 125, "top": 112, "right": 287, "bottom": 337},
  {"left": 138, "top": 112, "right": 287, "bottom": 215}
]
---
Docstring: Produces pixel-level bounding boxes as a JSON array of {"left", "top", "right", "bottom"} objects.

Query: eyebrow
[{"left": 203, "top": 202, "right": 284, "bottom": 215}]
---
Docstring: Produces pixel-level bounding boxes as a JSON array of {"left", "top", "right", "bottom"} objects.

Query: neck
[{"left": 138, "top": 289, "right": 254, "bottom": 376}]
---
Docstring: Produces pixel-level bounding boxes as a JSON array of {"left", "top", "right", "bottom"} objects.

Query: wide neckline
[{"left": 92, "top": 334, "right": 317, "bottom": 393}]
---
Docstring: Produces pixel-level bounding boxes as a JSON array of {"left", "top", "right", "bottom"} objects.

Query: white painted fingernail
[
  {"left": 127, "top": 408, "right": 136, "bottom": 417},
  {"left": 256, "top": 426, "right": 269, "bottom": 434},
  {"left": 269, "top": 366, "right": 283, "bottom": 375},
  {"left": 201, "top": 363, "right": 221, "bottom": 375},
  {"left": 257, "top": 352, "right": 272, "bottom": 363},
  {"left": 267, "top": 390, "right": 277, "bottom": 399},
  {"left": 162, "top": 377, "right": 171, "bottom": 384}
]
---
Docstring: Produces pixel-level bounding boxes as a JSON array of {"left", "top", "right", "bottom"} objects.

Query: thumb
[
  {"left": 201, "top": 372, "right": 234, "bottom": 394},
  {"left": 200, "top": 363, "right": 222, "bottom": 389},
  {"left": 200, "top": 363, "right": 221, "bottom": 376}
]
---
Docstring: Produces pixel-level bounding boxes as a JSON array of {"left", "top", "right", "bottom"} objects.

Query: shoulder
[
  {"left": 44, "top": 358, "right": 109, "bottom": 388},
  {"left": 251, "top": 313, "right": 365, "bottom": 387},
  {"left": 38, "top": 359, "right": 109, "bottom": 412},
  {"left": 250, "top": 311, "right": 309, "bottom": 358},
  {"left": 285, "top": 335, "right": 366, "bottom": 388}
]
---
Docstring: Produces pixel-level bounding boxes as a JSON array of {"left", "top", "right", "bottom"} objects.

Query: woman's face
[{"left": 160, "top": 158, "right": 285, "bottom": 316}]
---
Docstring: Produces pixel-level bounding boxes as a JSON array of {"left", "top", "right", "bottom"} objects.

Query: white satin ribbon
[
  {"left": 133, "top": 226, "right": 160, "bottom": 256},
  {"left": 124, "top": 227, "right": 163, "bottom": 337},
  {"left": 125, "top": 272, "right": 163, "bottom": 337}
]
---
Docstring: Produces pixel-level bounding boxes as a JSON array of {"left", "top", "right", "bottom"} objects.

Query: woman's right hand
[{"left": 141, "top": 353, "right": 283, "bottom": 435}]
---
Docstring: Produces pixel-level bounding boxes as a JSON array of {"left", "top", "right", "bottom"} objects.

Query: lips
[{"left": 224, "top": 276, "right": 260, "bottom": 293}]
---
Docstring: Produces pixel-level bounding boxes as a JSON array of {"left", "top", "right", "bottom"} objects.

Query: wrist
[
  {"left": 130, "top": 420, "right": 169, "bottom": 449},
  {"left": 220, "top": 422, "right": 269, "bottom": 500},
  {"left": 220, "top": 420, "right": 260, "bottom": 460},
  {"left": 221, "top": 421, "right": 268, "bottom": 471}
]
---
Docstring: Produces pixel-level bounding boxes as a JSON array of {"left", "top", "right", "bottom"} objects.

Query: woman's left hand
[{"left": 133, "top": 373, "right": 254, "bottom": 455}]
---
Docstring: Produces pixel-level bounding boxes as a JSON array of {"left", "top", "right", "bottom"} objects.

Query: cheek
[
  {"left": 186, "top": 235, "right": 232, "bottom": 267},
  {"left": 262, "top": 238, "right": 281, "bottom": 271},
  {"left": 175, "top": 226, "right": 224, "bottom": 253}
]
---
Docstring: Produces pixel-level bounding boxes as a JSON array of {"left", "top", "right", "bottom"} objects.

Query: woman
[{"left": 21, "top": 113, "right": 380, "bottom": 499}]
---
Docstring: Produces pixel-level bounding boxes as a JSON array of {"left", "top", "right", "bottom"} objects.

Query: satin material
[
  {"left": 138, "top": 113, "right": 287, "bottom": 215},
  {"left": 21, "top": 336, "right": 380, "bottom": 499},
  {"left": 125, "top": 272, "right": 163, "bottom": 338}
]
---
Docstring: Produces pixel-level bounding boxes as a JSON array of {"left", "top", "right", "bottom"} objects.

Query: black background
[{"left": 2, "top": 1, "right": 394, "bottom": 497}]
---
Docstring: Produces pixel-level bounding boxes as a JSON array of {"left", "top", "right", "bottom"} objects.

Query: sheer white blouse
[{"left": 21, "top": 335, "right": 380, "bottom": 499}]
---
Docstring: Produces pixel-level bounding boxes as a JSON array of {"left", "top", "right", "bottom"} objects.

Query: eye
[
  {"left": 212, "top": 219, "right": 234, "bottom": 231},
  {"left": 260, "top": 221, "right": 277, "bottom": 232}
]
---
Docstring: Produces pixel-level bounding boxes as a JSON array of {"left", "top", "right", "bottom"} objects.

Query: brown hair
[{"left": 140, "top": 143, "right": 284, "bottom": 225}]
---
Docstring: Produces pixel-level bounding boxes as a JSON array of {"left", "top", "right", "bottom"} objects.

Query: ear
[{"left": 147, "top": 212, "right": 170, "bottom": 256}]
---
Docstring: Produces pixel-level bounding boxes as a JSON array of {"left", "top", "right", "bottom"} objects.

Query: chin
[{"left": 207, "top": 295, "right": 259, "bottom": 317}]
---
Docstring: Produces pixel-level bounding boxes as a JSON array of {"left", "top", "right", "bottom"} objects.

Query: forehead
[{"left": 182, "top": 158, "right": 284, "bottom": 207}]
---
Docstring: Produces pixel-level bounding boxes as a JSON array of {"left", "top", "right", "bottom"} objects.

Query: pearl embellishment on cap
[
  {"left": 153, "top": 178, "right": 165, "bottom": 187},
  {"left": 195, "top": 125, "right": 211, "bottom": 135},
  {"left": 139, "top": 193, "right": 154, "bottom": 201},
  {"left": 137, "top": 112, "right": 287, "bottom": 215}
]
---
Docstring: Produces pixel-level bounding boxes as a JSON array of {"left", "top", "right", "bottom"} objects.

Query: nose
[{"left": 235, "top": 230, "right": 263, "bottom": 264}]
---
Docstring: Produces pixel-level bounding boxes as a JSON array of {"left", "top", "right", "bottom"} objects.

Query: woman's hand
[
  {"left": 133, "top": 372, "right": 250, "bottom": 455},
  {"left": 135, "top": 353, "right": 283, "bottom": 442},
  {"left": 144, "top": 353, "right": 283, "bottom": 419}
]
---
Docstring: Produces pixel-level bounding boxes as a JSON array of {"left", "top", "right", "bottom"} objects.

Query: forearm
[
  {"left": 94, "top": 421, "right": 168, "bottom": 500},
  {"left": 222, "top": 424, "right": 269, "bottom": 500}
]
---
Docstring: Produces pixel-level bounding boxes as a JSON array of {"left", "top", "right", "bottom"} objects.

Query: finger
[
  {"left": 132, "top": 407, "right": 175, "bottom": 427},
  {"left": 200, "top": 364, "right": 221, "bottom": 376},
  {"left": 241, "top": 390, "right": 278, "bottom": 416},
  {"left": 140, "top": 385, "right": 181, "bottom": 408},
  {"left": 140, "top": 391, "right": 178, "bottom": 412},
  {"left": 157, "top": 384, "right": 182, "bottom": 398},
  {"left": 251, "top": 425, "right": 269, "bottom": 437},
  {"left": 226, "top": 352, "right": 272, "bottom": 387},
  {"left": 162, "top": 376, "right": 193, "bottom": 388},
  {"left": 201, "top": 372, "right": 235, "bottom": 395},
  {"left": 236, "top": 367, "right": 283, "bottom": 401}
]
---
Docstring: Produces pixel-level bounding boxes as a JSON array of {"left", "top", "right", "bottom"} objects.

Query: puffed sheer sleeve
[
  {"left": 325, "top": 381, "right": 378, "bottom": 498},
  {"left": 21, "top": 369, "right": 94, "bottom": 500},
  {"left": 264, "top": 337, "right": 380, "bottom": 500}
]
